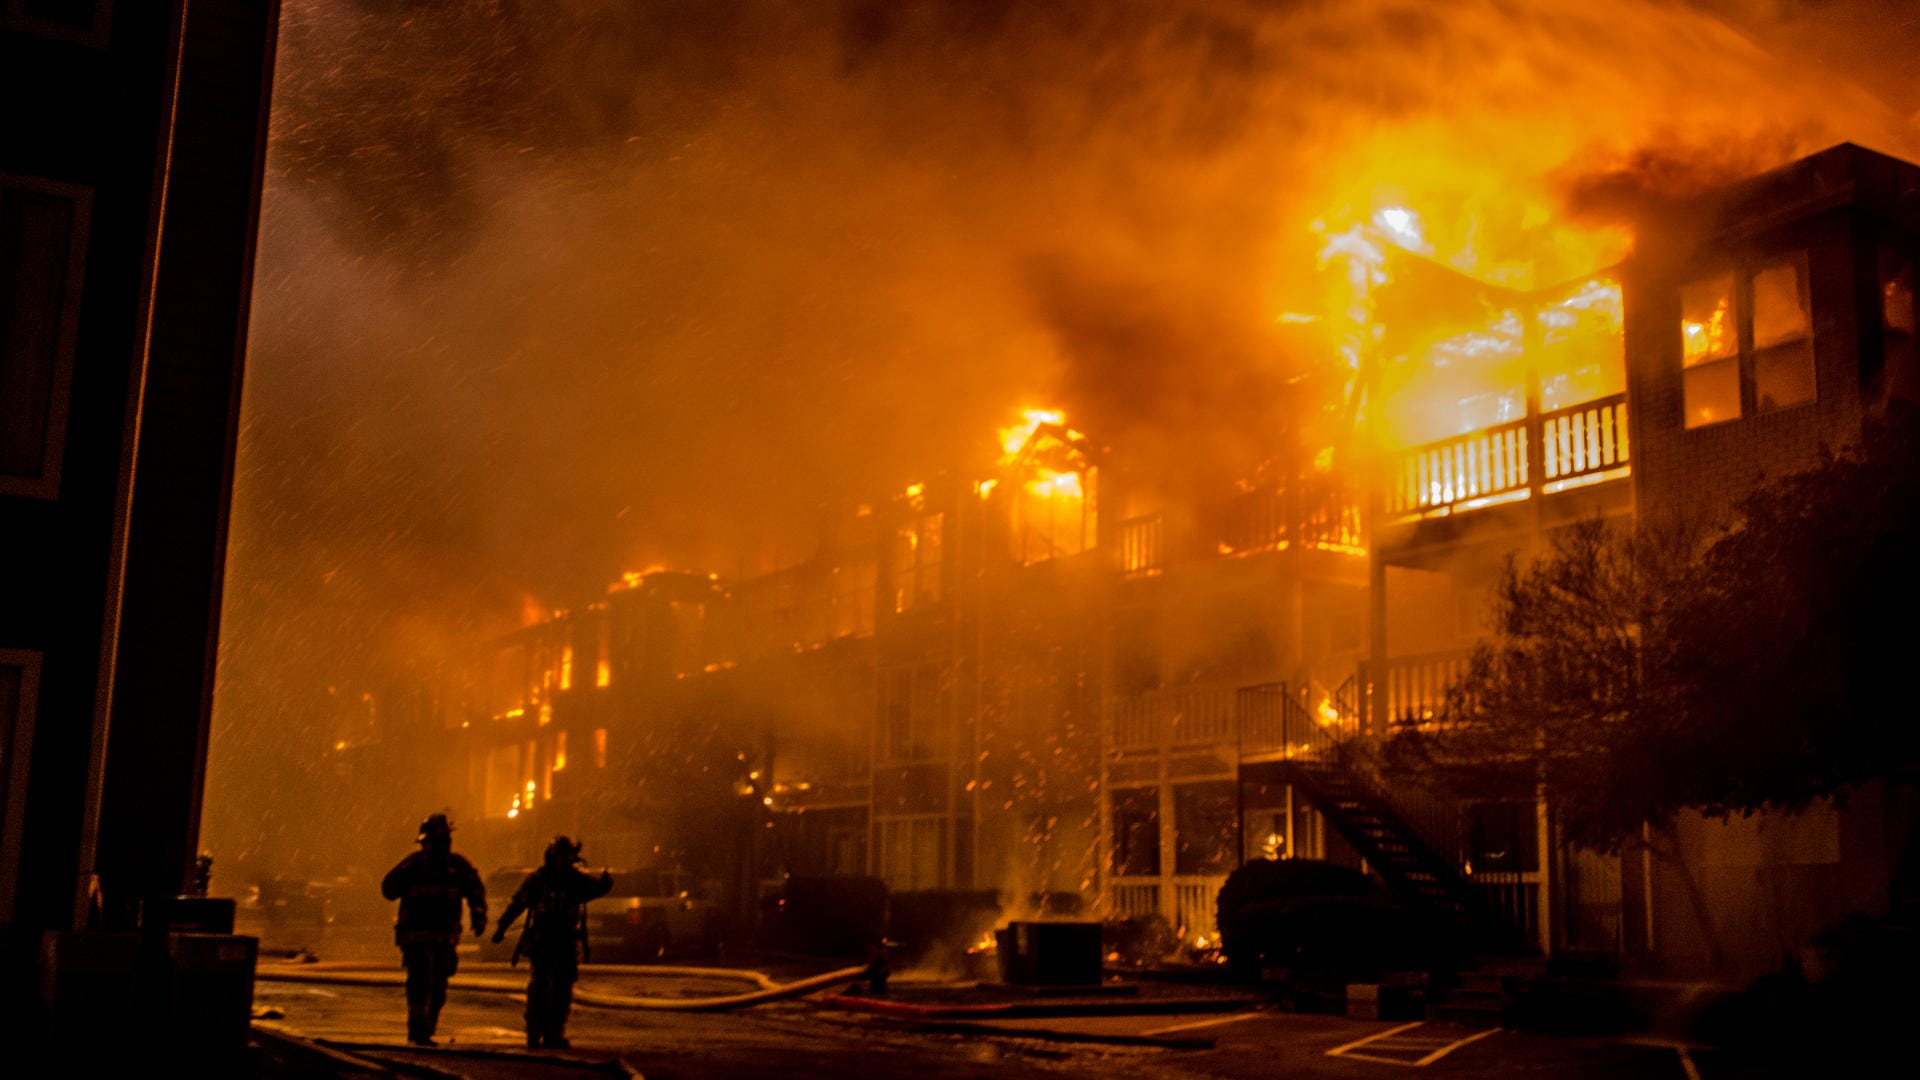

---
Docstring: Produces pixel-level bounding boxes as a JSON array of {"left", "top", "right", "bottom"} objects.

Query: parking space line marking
[
  {"left": 1326, "top": 1021, "right": 1426, "bottom": 1057},
  {"left": 1411, "top": 1027, "right": 1500, "bottom": 1066},
  {"left": 1326, "top": 1022, "right": 1501, "bottom": 1067},
  {"left": 1677, "top": 1046, "right": 1702, "bottom": 1080},
  {"left": 1141, "top": 1013, "right": 1260, "bottom": 1036}
]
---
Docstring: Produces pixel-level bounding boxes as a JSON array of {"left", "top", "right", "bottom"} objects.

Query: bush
[
  {"left": 1215, "top": 859, "right": 1378, "bottom": 979},
  {"left": 1102, "top": 914, "right": 1177, "bottom": 967}
]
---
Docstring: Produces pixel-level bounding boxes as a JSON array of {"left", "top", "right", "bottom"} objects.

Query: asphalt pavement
[{"left": 249, "top": 962, "right": 1797, "bottom": 1079}]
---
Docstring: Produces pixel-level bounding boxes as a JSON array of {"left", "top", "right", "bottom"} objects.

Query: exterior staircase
[{"left": 1271, "top": 754, "right": 1524, "bottom": 953}]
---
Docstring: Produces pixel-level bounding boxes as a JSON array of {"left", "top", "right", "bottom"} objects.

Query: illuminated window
[
  {"left": 1882, "top": 246, "right": 1917, "bottom": 401},
  {"left": 1012, "top": 468, "right": 1096, "bottom": 565},
  {"left": 593, "top": 728, "right": 607, "bottom": 769},
  {"left": 1680, "top": 254, "right": 1817, "bottom": 429},
  {"left": 552, "top": 730, "right": 567, "bottom": 772},
  {"left": 892, "top": 512, "right": 943, "bottom": 613},
  {"left": 1681, "top": 272, "right": 1740, "bottom": 428},
  {"left": 559, "top": 645, "right": 573, "bottom": 690},
  {"left": 595, "top": 620, "right": 611, "bottom": 688}
]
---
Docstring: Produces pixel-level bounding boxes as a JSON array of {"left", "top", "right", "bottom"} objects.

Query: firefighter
[
  {"left": 380, "top": 813, "right": 487, "bottom": 1046},
  {"left": 491, "top": 836, "right": 613, "bottom": 1049}
]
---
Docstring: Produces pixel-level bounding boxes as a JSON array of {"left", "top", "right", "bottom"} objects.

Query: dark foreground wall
[{"left": 0, "top": 0, "right": 278, "bottom": 1007}]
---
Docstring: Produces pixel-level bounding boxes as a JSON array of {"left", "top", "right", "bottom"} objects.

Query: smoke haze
[{"left": 206, "top": 0, "right": 1919, "bottom": 880}]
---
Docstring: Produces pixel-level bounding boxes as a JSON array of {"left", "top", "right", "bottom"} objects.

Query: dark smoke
[{"left": 206, "top": 0, "right": 1918, "bottom": 883}]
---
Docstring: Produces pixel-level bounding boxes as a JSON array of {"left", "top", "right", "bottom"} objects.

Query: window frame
[{"left": 1678, "top": 250, "right": 1818, "bottom": 431}]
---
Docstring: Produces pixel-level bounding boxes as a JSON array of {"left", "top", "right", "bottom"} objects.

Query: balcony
[
  {"left": 1385, "top": 393, "right": 1629, "bottom": 521},
  {"left": 1367, "top": 648, "right": 1473, "bottom": 732},
  {"left": 1109, "top": 683, "right": 1358, "bottom": 758}
]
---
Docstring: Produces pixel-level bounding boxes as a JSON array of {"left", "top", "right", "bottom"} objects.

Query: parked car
[{"left": 481, "top": 866, "right": 722, "bottom": 963}]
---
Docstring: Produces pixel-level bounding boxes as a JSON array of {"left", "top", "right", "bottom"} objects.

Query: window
[
  {"left": 1680, "top": 272, "right": 1740, "bottom": 427},
  {"left": 1679, "top": 253, "right": 1816, "bottom": 429},
  {"left": 1111, "top": 787, "right": 1160, "bottom": 877},
  {"left": 892, "top": 512, "right": 942, "bottom": 613},
  {"left": 1750, "top": 253, "right": 1815, "bottom": 411},
  {"left": 880, "top": 665, "right": 943, "bottom": 762},
  {"left": 878, "top": 816, "right": 943, "bottom": 891},
  {"left": 1174, "top": 782, "right": 1236, "bottom": 875},
  {"left": 593, "top": 728, "right": 607, "bottom": 768},
  {"left": 1466, "top": 801, "right": 1540, "bottom": 874},
  {"left": 1881, "top": 246, "right": 1917, "bottom": 400}
]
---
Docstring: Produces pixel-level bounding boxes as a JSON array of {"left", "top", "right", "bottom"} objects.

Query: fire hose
[{"left": 257, "top": 961, "right": 868, "bottom": 1012}]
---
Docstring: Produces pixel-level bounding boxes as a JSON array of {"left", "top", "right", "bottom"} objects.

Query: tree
[
  {"left": 1405, "top": 414, "right": 1920, "bottom": 850},
  {"left": 1394, "top": 515, "right": 1698, "bottom": 848}
]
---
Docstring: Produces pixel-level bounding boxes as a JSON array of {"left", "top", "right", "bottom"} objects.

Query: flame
[
  {"left": 997, "top": 408, "right": 1065, "bottom": 460},
  {"left": 965, "top": 931, "right": 998, "bottom": 955}
]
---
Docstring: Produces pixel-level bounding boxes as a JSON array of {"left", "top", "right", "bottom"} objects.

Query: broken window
[{"left": 1681, "top": 272, "right": 1740, "bottom": 428}]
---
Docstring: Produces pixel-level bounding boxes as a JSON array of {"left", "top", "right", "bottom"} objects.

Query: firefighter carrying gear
[
  {"left": 381, "top": 813, "right": 486, "bottom": 1045},
  {"left": 491, "top": 836, "right": 613, "bottom": 1049}
]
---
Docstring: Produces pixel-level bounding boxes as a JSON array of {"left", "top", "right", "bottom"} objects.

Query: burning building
[{"left": 354, "top": 142, "right": 1918, "bottom": 979}]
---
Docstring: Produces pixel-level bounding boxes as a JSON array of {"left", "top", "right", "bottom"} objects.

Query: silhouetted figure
[
  {"left": 492, "top": 836, "right": 612, "bottom": 1050},
  {"left": 381, "top": 813, "right": 486, "bottom": 1046},
  {"left": 865, "top": 936, "right": 892, "bottom": 996}
]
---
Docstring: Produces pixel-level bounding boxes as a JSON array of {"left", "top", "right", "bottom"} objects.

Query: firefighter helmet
[
  {"left": 416, "top": 813, "right": 454, "bottom": 844},
  {"left": 544, "top": 835, "right": 583, "bottom": 867}
]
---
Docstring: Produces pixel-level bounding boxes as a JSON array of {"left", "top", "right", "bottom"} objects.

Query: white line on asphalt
[
  {"left": 1325, "top": 1022, "right": 1501, "bottom": 1067},
  {"left": 1677, "top": 1046, "right": 1703, "bottom": 1080},
  {"left": 1325, "top": 1021, "right": 1427, "bottom": 1057},
  {"left": 1140, "top": 1013, "right": 1261, "bottom": 1036},
  {"left": 1411, "top": 1027, "right": 1500, "bottom": 1067}
]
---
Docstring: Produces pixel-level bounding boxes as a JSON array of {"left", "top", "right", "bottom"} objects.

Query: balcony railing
[
  {"left": 1219, "top": 488, "right": 1286, "bottom": 554},
  {"left": 1387, "top": 418, "right": 1531, "bottom": 518},
  {"left": 1216, "top": 483, "right": 1366, "bottom": 557},
  {"left": 1373, "top": 648, "right": 1473, "bottom": 732},
  {"left": 1237, "top": 682, "right": 1355, "bottom": 759},
  {"left": 1112, "top": 683, "right": 1358, "bottom": 758},
  {"left": 1540, "top": 395, "right": 1630, "bottom": 491},
  {"left": 1386, "top": 392, "right": 1628, "bottom": 520},
  {"left": 1116, "top": 513, "right": 1164, "bottom": 576},
  {"left": 1111, "top": 686, "right": 1242, "bottom": 750}
]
